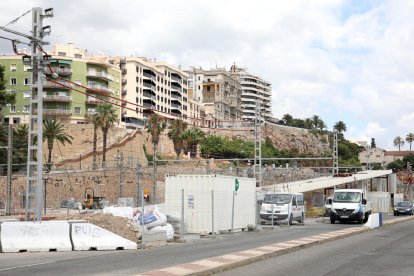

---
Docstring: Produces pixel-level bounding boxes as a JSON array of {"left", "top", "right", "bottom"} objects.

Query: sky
[{"left": 1, "top": 0, "right": 413, "bottom": 150}]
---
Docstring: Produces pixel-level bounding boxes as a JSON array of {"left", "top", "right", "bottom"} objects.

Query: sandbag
[
  {"left": 133, "top": 208, "right": 167, "bottom": 229},
  {"left": 150, "top": 223, "right": 174, "bottom": 241}
]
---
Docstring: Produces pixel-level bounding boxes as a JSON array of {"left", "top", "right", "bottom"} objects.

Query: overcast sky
[{"left": 1, "top": 0, "right": 413, "bottom": 150}]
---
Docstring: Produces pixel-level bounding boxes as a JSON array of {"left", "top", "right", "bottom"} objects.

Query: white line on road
[{"left": 0, "top": 260, "right": 56, "bottom": 272}]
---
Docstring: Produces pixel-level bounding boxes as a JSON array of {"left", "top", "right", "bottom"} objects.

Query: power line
[{"left": 2, "top": 9, "right": 31, "bottom": 28}]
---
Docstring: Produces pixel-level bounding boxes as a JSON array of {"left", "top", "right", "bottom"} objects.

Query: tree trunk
[
  {"left": 102, "top": 128, "right": 107, "bottom": 167},
  {"left": 47, "top": 139, "right": 53, "bottom": 172},
  {"left": 93, "top": 125, "right": 97, "bottom": 170},
  {"left": 153, "top": 144, "right": 157, "bottom": 204}
]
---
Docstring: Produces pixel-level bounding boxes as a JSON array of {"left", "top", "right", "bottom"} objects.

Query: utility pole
[
  {"left": 25, "top": 7, "right": 53, "bottom": 222},
  {"left": 333, "top": 131, "right": 339, "bottom": 175},
  {"left": 254, "top": 102, "right": 262, "bottom": 187},
  {"left": 6, "top": 125, "right": 13, "bottom": 215},
  {"left": 119, "top": 152, "right": 124, "bottom": 198},
  {"left": 135, "top": 163, "right": 141, "bottom": 207}
]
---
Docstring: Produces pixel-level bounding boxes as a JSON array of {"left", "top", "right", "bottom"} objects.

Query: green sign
[{"left": 235, "top": 178, "right": 239, "bottom": 192}]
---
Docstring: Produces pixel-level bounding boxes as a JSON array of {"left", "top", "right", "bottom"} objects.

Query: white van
[{"left": 260, "top": 192, "right": 305, "bottom": 225}]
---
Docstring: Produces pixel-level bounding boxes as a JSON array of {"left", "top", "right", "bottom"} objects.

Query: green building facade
[{"left": 0, "top": 55, "right": 121, "bottom": 124}]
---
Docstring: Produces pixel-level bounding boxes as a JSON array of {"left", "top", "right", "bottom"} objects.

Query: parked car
[
  {"left": 393, "top": 201, "right": 414, "bottom": 216},
  {"left": 324, "top": 197, "right": 332, "bottom": 217}
]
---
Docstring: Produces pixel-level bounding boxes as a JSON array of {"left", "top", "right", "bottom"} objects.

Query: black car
[{"left": 393, "top": 201, "right": 414, "bottom": 216}]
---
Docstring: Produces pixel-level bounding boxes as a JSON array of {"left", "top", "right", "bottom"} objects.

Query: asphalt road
[
  {"left": 0, "top": 214, "right": 403, "bottom": 275},
  {"left": 219, "top": 218, "right": 414, "bottom": 276}
]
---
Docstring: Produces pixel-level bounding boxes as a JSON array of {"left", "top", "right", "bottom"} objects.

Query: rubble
[{"left": 55, "top": 212, "right": 140, "bottom": 243}]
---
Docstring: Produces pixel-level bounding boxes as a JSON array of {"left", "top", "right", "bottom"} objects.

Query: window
[
  {"left": 10, "top": 78, "right": 16, "bottom": 86},
  {"left": 23, "top": 105, "right": 30, "bottom": 113},
  {"left": 10, "top": 105, "right": 16, "bottom": 113},
  {"left": 24, "top": 65, "right": 32, "bottom": 71},
  {"left": 74, "top": 107, "right": 81, "bottom": 114},
  {"left": 58, "top": 52, "right": 66, "bottom": 57},
  {"left": 10, "top": 64, "right": 17, "bottom": 71},
  {"left": 24, "top": 78, "right": 31, "bottom": 85},
  {"left": 74, "top": 54, "right": 82, "bottom": 58},
  {"left": 23, "top": 91, "right": 30, "bottom": 99}
]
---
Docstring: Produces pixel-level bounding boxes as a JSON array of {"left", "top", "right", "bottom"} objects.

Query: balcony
[
  {"left": 46, "top": 67, "right": 72, "bottom": 76},
  {"left": 171, "top": 74, "right": 182, "bottom": 83},
  {"left": 122, "top": 69, "right": 127, "bottom": 74},
  {"left": 43, "top": 80, "right": 72, "bottom": 89},
  {"left": 171, "top": 93, "right": 181, "bottom": 100},
  {"left": 143, "top": 82, "right": 156, "bottom": 91},
  {"left": 43, "top": 95, "right": 72, "bottom": 102},
  {"left": 87, "top": 83, "right": 114, "bottom": 96},
  {"left": 122, "top": 88, "right": 127, "bottom": 95},
  {"left": 86, "top": 70, "right": 113, "bottom": 81},
  {"left": 143, "top": 102, "right": 156, "bottom": 109},
  {"left": 171, "top": 102, "right": 181, "bottom": 109},
  {"left": 143, "top": 91, "right": 156, "bottom": 101},
  {"left": 41, "top": 109, "right": 72, "bottom": 116},
  {"left": 122, "top": 78, "right": 127, "bottom": 85},
  {"left": 85, "top": 110, "right": 97, "bottom": 117},
  {"left": 143, "top": 72, "right": 157, "bottom": 82},
  {"left": 171, "top": 109, "right": 182, "bottom": 116},
  {"left": 171, "top": 84, "right": 182, "bottom": 92},
  {"left": 85, "top": 97, "right": 101, "bottom": 105}
]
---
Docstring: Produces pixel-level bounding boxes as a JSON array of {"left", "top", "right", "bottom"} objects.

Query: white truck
[
  {"left": 260, "top": 192, "right": 305, "bottom": 225},
  {"left": 328, "top": 189, "right": 371, "bottom": 224}
]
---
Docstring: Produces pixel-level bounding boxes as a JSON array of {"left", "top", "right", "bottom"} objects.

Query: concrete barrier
[
  {"left": 70, "top": 222, "right": 137, "bottom": 251},
  {"left": 0, "top": 221, "right": 72, "bottom": 253},
  {"left": 364, "top": 213, "right": 380, "bottom": 229}
]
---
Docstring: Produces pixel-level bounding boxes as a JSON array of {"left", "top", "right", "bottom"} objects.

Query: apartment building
[
  {"left": 230, "top": 63, "right": 272, "bottom": 122},
  {"left": 0, "top": 43, "right": 121, "bottom": 124},
  {"left": 187, "top": 67, "right": 242, "bottom": 128},
  {"left": 118, "top": 57, "right": 194, "bottom": 128}
]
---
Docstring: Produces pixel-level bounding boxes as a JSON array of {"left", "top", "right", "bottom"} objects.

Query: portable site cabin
[{"left": 164, "top": 175, "right": 256, "bottom": 235}]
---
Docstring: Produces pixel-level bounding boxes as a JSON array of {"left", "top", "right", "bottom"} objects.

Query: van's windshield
[
  {"left": 333, "top": 192, "right": 361, "bottom": 203},
  {"left": 263, "top": 194, "right": 292, "bottom": 204}
]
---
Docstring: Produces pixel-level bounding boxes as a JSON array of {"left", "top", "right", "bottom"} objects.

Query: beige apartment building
[
  {"left": 230, "top": 64, "right": 272, "bottom": 122},
  {"left": 118, "top": 57, "right": 203, "bottom": 128},
  {"left": 187, "top": 67, "right": 242, "bottom": 128}
]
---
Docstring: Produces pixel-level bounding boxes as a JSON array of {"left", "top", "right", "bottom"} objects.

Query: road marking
[{"left": 0, "top": 260, "right": 56, "bottom": 272}]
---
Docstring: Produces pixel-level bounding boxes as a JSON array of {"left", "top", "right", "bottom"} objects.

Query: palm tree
[
  {"left": 282, "top": 114, "right": 293, "bottom": 126},
  {"left": 393, "top": 136, "right": 405, "bottom": 151},
  {"left": 317, "top": 120, "right": 327, "bottom": 131},
  {"left": 146, "top": 113, "right": 165, "bottom": 204},
  {"left": 95, "top": 103, "right": 117, "bottom": 167},
  {"left": 333, "top": 121, "right": 347, "bottom": 134},
  {"left": 406, "top": 133, "right": 414, "bottom": 151},
  {"left": 181, "top": 127, "right": 205, "bottom": 158},
  {"left": 304, "top": 118, "right": 313, "bottom": 129},
  {"left": 91, "top": 115, "right": 100, "bottom": 170},
  {"left": 312, "top": 115, "right": 320, "bottom": 129},
  {"left": 13, "top": 124, "right": 28, "bottom": 170},
  {"left": 43, "top": 119, "right": 73, "bottom": 171},
  {"left": 167, "top": 119, "right": 187, "bottom": 160}
]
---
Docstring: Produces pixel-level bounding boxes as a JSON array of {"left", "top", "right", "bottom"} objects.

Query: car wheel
[
  {"left": 363, "top": 213, "right": 369, "bottom": 223},
  {"left": 288, "top": 214, "right": 293, "bottom": 225},
  {"left": 299, "top": 213, "right": 304, "bottom": 224},
  {"left": 330, "top": 217, "right": 335, "bottom": 224}
]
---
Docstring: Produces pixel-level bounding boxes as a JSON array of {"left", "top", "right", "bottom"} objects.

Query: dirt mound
[{"left": 55, "top": 212, "right": 140, "bottom": 243}]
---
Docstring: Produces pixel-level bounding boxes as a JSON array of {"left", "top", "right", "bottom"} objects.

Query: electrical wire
[
  {"left": 44, "top": 77, "right": 253, "bottom": 131},
  {"left": 2, "top": 9, "right": 31, "bottom": 28},
  {"left": 33, "top": 42, "right": 251, "bottom": 125}
]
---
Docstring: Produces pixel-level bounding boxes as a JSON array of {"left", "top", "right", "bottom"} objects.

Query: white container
[{"left": 165, "top": 174, "right": 256, "bottom": 234}]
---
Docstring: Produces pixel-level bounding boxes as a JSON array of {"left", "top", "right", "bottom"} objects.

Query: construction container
[{"left": 164, "top": 174, "right": 256, "bottom": 235}]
